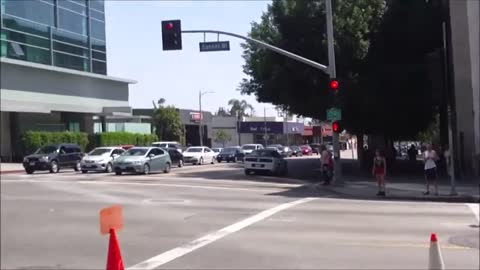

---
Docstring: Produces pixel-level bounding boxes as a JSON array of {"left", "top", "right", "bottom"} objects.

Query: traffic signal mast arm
[{"left": 181, "top": 30, "right": 330, "bottom": 75}]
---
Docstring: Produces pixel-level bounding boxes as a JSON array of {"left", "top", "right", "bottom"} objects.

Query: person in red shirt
[
  {"left": 372, "top": 149, "right": 387, "bottom": 196},
  {"left": 320, "top": 145, "right": 334, "bottom": 185}
]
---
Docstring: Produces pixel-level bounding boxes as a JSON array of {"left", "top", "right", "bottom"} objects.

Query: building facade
[{"left": 0, "top": 0, "right": 136, "bottom": 161}]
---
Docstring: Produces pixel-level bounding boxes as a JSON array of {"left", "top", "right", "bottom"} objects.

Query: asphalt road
[{"left": 1, "top": 159, "right": 479, "bottom": 269}]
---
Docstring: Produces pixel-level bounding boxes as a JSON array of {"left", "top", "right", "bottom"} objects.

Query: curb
[{"left": 0, "top": 170, "right": 25, "bottom": 175}]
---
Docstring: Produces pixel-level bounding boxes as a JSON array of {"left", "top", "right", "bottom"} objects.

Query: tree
[
  {"left": 240, "top": 0, "right": 386, "bottom": 121},
  {"left": 216, "top": 107, "right": 230, "bottom": 117},
  {"left": 152, "top": 99, "right": 185, "bottom": 144},
  {"left": 214, "top": 130, "right": 232, "bottom": 147},
  {"left": 228, "top": 99, "right": 255, "bottom": 119}
]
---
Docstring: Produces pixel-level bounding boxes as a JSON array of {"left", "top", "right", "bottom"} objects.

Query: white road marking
[
  {"left": 127, "top": 197, "right": 317, "bottom": 270},
  {"left": 466, "top": 203, "right": 479, "bottom": 222}
]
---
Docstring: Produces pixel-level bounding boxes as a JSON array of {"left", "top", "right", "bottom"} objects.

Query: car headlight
[
  {"left": 133, "top": 160, "right": 143, "bottom": 165},
  {"left": 23, "top": 157, "right": 28, "bottom": 162},
  {"left": 40, "top": 156, "right": 49, "bottom": 161}
]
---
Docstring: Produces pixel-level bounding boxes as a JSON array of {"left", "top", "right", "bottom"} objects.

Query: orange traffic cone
[
  {"left": 428, "top": 233, "right": 445, "bottom": 270},
  {"left": 106, "top": 228, "right": 124, "bottom": 270}
]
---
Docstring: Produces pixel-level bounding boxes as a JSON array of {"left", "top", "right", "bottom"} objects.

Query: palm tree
[{"left": 228, "top": 99, "right": 254, "bottom": 120}]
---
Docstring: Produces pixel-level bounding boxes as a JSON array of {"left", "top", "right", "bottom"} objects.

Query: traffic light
[
  {"left": 162, "top": 20, "right": 182, "bottom": 50},
  {"left": 332, "top": 121, "right": 341, "bottom": 133},
  {"left": 329, "top": 79, "right": 339, "bottom": 92}
]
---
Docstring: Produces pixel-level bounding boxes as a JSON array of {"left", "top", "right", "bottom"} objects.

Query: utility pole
[
  {"left": 198, "top": 90, "right": 214, "bottom": 146},
  {"left": 264, "top": 107, "right": 268, "bottom": 147},
  {"left": 326, "top": 0, "right": 342, "bottom": 184}
]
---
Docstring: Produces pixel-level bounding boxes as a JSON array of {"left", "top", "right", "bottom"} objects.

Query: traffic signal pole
[{"left": 325, "top": 0, "right": 342, "bottom": 184}]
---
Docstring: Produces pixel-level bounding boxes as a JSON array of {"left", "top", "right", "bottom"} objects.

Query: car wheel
[
  {"left": 115, "top": 171, "right": 122, "bottom": 176},
  {"left": 199, "top": 157, "right": 204, "bottom": 165},
  {"left": 74, "top": 161, "right": 81, "bottom": 171},
  {"left": 234, "top": 157, "right": 238, "bottom": 162},
  {"left": 105, "top": 163, "right": 113, "bottom": 173},
  {"left": 244, "top": 169, "right": 252, "bottom": 175},
  {"left": 143, "top": 164, "right": 150, "bottom": 175},
  {"left": 164, "top": 162, "right": 171, "bottom": 173},
  {"left": 178, "top": 159, "right": 184, "bottom": 168},
  {"left": 25, "top": 168, "right": 34, "bottom": 174},
  {"left": 49, "top": 161, "right": 59, "bottom": 173},
  {"left": 227, "top": 160, "right": 230, "bottom": 163},
  {"left": 211, "top": 157, "right": 215, "bottom": 164},
  {"left": 81, "top": 170, "right": 88, "bottom": 174}
]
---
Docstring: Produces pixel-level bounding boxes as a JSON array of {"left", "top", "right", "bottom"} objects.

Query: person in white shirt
[{"left": 423, "top": 144, "right": 439, "bottom": 195}]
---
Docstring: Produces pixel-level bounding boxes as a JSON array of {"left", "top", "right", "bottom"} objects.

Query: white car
[
  {"left": 81, "top": 147, "right": 125, "bottom": 173},
  {"left": 182, "top": 146, "right": 216, "bottom": 165},
  {"left": 244, "top": 149, "right": 288, "bottom": 176},
  {"left": 152, "top": 141, "right": 184, "bottom": 153},
  {"left": 241, "top": 144, "right": 264, "bottom": 155}
]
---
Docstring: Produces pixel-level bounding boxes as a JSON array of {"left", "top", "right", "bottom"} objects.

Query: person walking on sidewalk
[
  {"left": 372, "top": 149, "right": 387, "bottom": 196},
  {"left": 320, "top": 144, "right": 334, "bottom": 186},
  {"left": 423, "top": 144, "right": 439, "bottom": 195}
]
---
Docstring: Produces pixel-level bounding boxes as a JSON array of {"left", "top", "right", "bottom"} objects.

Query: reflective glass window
[
  {"left": 58, "top": 8, "right": 87, "bottom": 36},
  {"left": 58, "top": 0, "right": 87, "bottom": 15},
  {"left": 54, "top": 52, "right": 89, "bottom": 72},
  {"left": 4, "top": 0, "right": 54, "bottom": 26},
  {"left": 90, "top": 9, "right": 105, "bottom": 21},
  {"left": 2, "top": 16, "right": 50, "bottom": 38},
  {"left": 53, "top": 41, "right": 88, "bottom": 57},
  {"left": 5, "top": 41, "right": 51, "bottom": 65},
  {"left": 2, "top": 29, "right": 50, "bottom": 49},
  {"left": 91, "top": 38, "right": 106, "bottom": 52},
  {"left": 52, "top": 28, "right": 88, "bottom": 48},
  {"left": 90, "top": 19, "right": 105, "bottom": 40},
  {"left": 92, "top": 60, "right": 106, "bottom": 74},
  {"left": 89, "top": 0, "right": 104, "bottom": 12},
  {"left": 92, "top": 50, "right": 106, "bottom": 61}
]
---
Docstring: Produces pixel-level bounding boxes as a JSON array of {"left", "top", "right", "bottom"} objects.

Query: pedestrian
[
  {"left": 320, "top": 144, "right": 334, "bottom": 186},
  {"left": 372, "top": 149, "right": 387, "bottom": 196},
  {"left": 423, "top": 144, "right": 439, "bottom": 195}
]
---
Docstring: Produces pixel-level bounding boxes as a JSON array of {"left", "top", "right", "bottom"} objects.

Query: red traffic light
[
  {"left": 332, "top": 121, "right": 340, "bottom": 133},
  {"left": 329, "top": 79, "right": 339, "bottom": 91},
  {"left": 166, "top": 22, "right": 173, "bottom": 30}
]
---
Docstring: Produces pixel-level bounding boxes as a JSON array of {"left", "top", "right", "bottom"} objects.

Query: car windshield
[
  {"left": 186, "top": 148, "right": 203, "bottom": 153},
  {"left": 158, "top": 143, "right": 168, "bottom": 148},
  {"left": 35, "top": 145, "right": 58, "bottom": 154},
  {"left": 242, "top": 145, "right": 256, "bottom": 150},
  {"left": 221, "top": 148, "right": 237, "bottom": 153},
  {"left": 249, "top": 150, "right": 277, "bottom": 157},
  {"left": 212, "top": 149, "right": 221, "bottom": 152},
  {"left": 123, "top": 148, "right": 148, "bottom": 156},
  {"left": 88, "top": 148, "right": 111, "bottom": 155}
]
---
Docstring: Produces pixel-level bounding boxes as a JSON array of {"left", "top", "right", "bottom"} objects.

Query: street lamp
[{"left": 199, "top": 90, "right": 214, "bottom": 146}]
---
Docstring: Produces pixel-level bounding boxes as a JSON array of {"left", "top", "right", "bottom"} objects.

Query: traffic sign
[
  {"left": 326, "top": 107, "right": 341, "bottom": 121},
  {"left": 199, "top": 41, "right": 230, "bottom": 52}
]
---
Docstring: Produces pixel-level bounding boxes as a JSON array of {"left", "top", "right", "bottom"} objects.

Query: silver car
[
  {"left": 81, "top": 147, "right": 125, "bottom": 173},
  {"left": 113, "top": 147, "right": 172, "bottom": 175}
]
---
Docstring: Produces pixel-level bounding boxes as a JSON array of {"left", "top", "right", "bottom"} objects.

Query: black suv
[{"left": 23, "top": 144, "right": 84, "bottom": 174}]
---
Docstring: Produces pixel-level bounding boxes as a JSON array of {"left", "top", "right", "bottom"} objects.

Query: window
[
  {"left": 92, "top": 60, "right": 106, "bottom": 74},
  {"left": 58, "top": 8, "right": 87, "bottom": 36},
  {"left": 2, "top": 29, "right": 49, "bottom": 49},
  {"left": 52, "top": 28, "right": 88, "bottom": 48},
  {"left": 90, "top": 9, "right": 105, "bottom": 21},
  {"left": 65, "top": 146, "right": 81, "bottom": 154},
  {"left": 53, "top": 41, "right": 88, "bottom": 57},
  {"left": 58, "top": 0, "right": 87, "bottom": 15},
  {"left": 89, "top": 0, "right": 105, "bottom": 12},
  {"left": 5, "top": 41, "right": 51, "bottom": 65},
  {"left": 113, "top": 149, "right": 125, "bottom": 156},
  {"left": 68, "top": 122, "right": 80, "bottom": 132},
  {"left": 54, "top": 52, "right": 89, "bottom": 72},
  {"left": 90, "top": 19, "right": 105, "bottom": 40},
  {"left": 2, "top": 16, "right": 50, "bottom": 38},
  {"left": 92, "top": 50, "right": 106, "bottom": 61},
  {"left": 91, "top": 38, "right": 106, "bottom": 51},
  {"left": 4, "top": 0, "right": 54, "bottom": 26}
]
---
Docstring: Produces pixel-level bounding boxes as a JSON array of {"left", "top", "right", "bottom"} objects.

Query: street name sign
[
  {"left": 199, "top": 41, "right": 230, "bottom": 52},
  {"left": 326, "top": 107, "right": 341, "bottom": 121}
]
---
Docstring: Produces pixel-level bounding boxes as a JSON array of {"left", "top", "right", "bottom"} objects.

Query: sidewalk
[
  {"left": 318, "top": 179, "right": 480, "bottom": 203},
  {"left": 0, "top": 163, "right": 24, "bottom": 174}
]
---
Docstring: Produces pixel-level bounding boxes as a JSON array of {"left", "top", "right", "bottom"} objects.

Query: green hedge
[
  {"left": 93, "top": 132, "right": 158, "bottom": 147},
  {"left": 22, "top": 131, "right": 89, "bottom": 154}
]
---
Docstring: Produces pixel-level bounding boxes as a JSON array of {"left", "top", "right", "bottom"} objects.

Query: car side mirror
[
  {"left": 112, "top": 154, "right": 119, "bottom": 158},
  {"left": 149, "top": 154, "right": 155, "bottom": 158}
]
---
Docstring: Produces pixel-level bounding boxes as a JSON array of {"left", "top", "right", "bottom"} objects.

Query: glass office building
[{"left": 1, "top": 0, "right": 107, "bottom": 74}]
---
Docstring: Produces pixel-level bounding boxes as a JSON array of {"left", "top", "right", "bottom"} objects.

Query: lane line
[
  {"left": 127, "top": 197, "right": 317, "bottom": 270},
  {"left": 466, "top": 203, "right": 479, "bottom": 223}
]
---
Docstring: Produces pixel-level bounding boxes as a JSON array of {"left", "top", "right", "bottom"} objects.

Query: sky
[{"left": 105, "top": 0, "right": 281, "bottom": 116}]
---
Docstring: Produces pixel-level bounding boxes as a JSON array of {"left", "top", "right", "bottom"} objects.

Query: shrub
[
  {"left": 93, "top": 132, "right": 158, "bottom": 147},
  {"left": 22, "top": 131, "right": 89, "bottom": 154}
]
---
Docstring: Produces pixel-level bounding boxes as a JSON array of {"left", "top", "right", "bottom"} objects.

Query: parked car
[
  {"left": 81, "top": 147, "right": 125, "bottom": 173},
  {"left": 242, "top": 144, "right": 264, "bottom": 155},
  {"left": 290, "top": 146, "right": 303, "bottom": 157},
  {"left": 182, "top": 146, "right": 216, "bottom": 165},
  {"left": 244, "top": 149, "right": 288, "bottom": 176},
  {"left": 166, "top": 148, "right": 184, "bottom": 168},
  {"left": 113, "top": 147, "right": 172, "bottom": 175},
  {"left": 23, "top": 143, "right": 84, "bottom": 174},
  {"left": 309, "top": 143, "right": 321, "bottom": 155},
  {"left": 152, "top": 141, "right": 184, "bottom": 153},
  {"left": 268, "top": 144, "right": 292, "bottom": 157},
  {"left": 300, "top": 145, "right": 313, "bottom": 156},
  {"left": 217, "top": 147, "right": 243, "bottom": 163}
]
